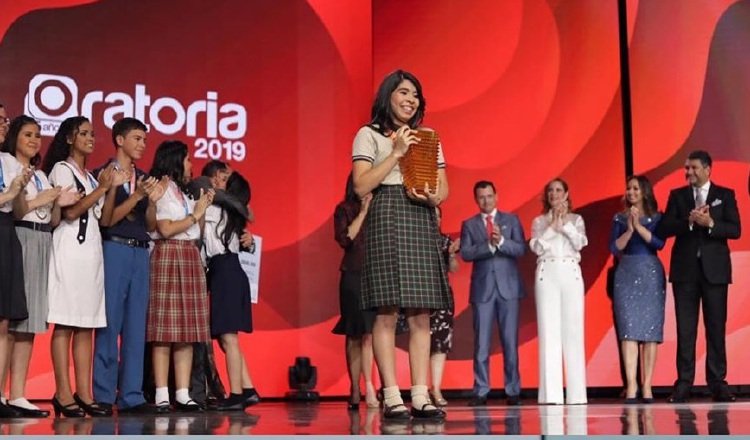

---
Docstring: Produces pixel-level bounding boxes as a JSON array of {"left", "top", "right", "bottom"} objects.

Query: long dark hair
[
  {"left": 216, "top": 172, "right": 251, "bottom": 251},
  {"left": 41, "top": 116, "right": 90, "bottom": 175},
  {"left": 1, "top": 115, "right": 42, "bottom": 166},
  {"left": 624, "top": 175, "right": 658, "bottom": 217},
  {"left": 541, "top": 177, "right": 573, "bottom": 213},
  {"left": 150, "top": 140, "right": 189, "bottom": 193},
  {"left": 368, "top": 69, "right": 426, "bottom": 136}
]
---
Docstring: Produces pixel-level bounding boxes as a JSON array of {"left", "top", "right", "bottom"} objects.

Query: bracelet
[{"left": 188, "top": 214, "right": 197, "bottom": 224}]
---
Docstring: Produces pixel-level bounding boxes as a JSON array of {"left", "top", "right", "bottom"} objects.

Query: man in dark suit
[
  {"left": 460, "top": 181, "right": 525, "bottom": 406},
  {"left": 657, "top": 150, "right": 741, "bottom": 402}
]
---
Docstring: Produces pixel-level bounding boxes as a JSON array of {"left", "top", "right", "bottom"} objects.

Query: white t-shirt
[{"left": 155, "top": 181, "right": 200, "bottom": 240}]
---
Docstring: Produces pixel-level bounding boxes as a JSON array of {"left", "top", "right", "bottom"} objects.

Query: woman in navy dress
[{"left": 609, "top": 175, "right": 665, "bottom": 403}]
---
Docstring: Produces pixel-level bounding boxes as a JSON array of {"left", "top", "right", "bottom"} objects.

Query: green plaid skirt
[{"left": 361, "top": 185, "right": 452, "bottom": 310}]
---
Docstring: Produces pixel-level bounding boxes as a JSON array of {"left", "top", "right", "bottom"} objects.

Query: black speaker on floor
[{"left": 286, "top": 356, "right": 319, "bottom": 401}]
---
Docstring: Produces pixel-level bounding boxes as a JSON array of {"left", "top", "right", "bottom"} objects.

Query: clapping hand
[
  {"left": 97, "top": 164, "right": 116, "bottom": 190},
  {"left": 448, "top": 238, "right": 461, "bottom": 255},
  {"left": 57, "top": 185, "right": 82, "bottom": 207},
  {"left": 147, "top": 176, "right": 169, "bottom": 203},
  {"left": 111, "top": 167, "right": 131, "bottom": 188},
  {"left": 35, "top": 187, "right": 62, "bottom": 206},
  {"left": 690, "top": 205, "right": 712, "bottom": 227}
]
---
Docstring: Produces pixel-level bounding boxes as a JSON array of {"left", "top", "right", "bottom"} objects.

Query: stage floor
[{"left": 0, "top": 398, "right": 745, "bottom": 435}]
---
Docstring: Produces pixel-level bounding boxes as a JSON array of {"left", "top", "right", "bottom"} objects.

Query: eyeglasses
[{"left": 0, "top": 117, "right": 9, "bottom": 124}]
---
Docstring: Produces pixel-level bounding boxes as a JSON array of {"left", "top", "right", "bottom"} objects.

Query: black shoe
[
  {"left": 73, "top": 393, "right": 112, "bottom": 417},
  {"left": 641, "top": 397, "right": 655, "bottom": 404},
  {"left": 410, "top": 403, "right": 446, "bottom": 420},
  {"left": 347, "top": 401, "right": 360, "bottom": 411},
  {"left": 175, "top": 399, "right": 203, "bottom": 412},
  {"left": 119, "top": 403, "right": 170, "bottom": 415},
  {"left": 712, "top": 388, "right": 737, "bottom": 403},
  {"left": 242, "top": 388, "right": 260, "bottom": 408},
  {"left": 51, "top": 396, "right": 85, "bottom": 418},
  {"left": 468, "top": 395, "right": 487, "bottom": 407},
  {"left": 382, "top": 403, "right": 410, "bottom": 420},
  {"left": 0, "top": 401, "right": 22, "bottom": 418},
  {"left": 7, "top": 404, "right": 49, "bottom": 418},
  {"left": 624, "top": 397, "right": 639, "bottom": 404},
  {"left": 667, "top": 387, "right": 690, "bottom": 403},
  {"left": 216, "top": 394, "right": 245, "bottom": 412},
  {"left": 506, "top": 395, "right": 522, "bottom": 406}
]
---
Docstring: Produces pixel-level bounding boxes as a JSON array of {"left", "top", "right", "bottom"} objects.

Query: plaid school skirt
[
  {"left": 147, "top": 240, "right": 210, "bottom": 343},
  {"left": 361, "top": 185, "right": 452, "bottom": 310}
]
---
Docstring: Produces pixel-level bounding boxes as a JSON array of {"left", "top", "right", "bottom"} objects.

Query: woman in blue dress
[{"left": 609, "top": 175, "right": 665, "bottom": 403}]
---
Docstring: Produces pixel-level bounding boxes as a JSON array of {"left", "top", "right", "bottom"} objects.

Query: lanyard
[
  {"left": 33, "top": 172, "right": 43, "bottom": 191},
  {"left": 66, "top": 159, "right": 98, "bottom": 189},
  {"left": 0, "top": 157, "right": 5, "bottom": 191},
  {"left": 113, "top": 160, "right": 137, "bottom": 195}
]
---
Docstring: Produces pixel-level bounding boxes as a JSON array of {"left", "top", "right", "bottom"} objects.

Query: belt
[
  {"left": 104, "top": 234, "right": 150, "bottom": 249},
  {"left": 14, "top": 220, "right": 52, "bottom": 233}
]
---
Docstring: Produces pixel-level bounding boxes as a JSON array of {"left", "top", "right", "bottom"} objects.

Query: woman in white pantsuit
[{"left": 530, "top": 178, "right": 588, "bottom": 405}]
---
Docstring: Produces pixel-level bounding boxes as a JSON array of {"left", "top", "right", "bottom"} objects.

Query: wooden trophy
[{"left": 400, "top": 129, "right": 439, "bottom": 195}]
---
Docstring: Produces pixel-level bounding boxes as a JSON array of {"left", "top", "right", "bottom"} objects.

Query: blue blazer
[{"left": 460, "top": 211, "right": 526, "bottom": 303}]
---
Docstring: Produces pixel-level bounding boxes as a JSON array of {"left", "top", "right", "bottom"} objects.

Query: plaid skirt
[
  {"left": 147, "top": 240, "right": 210, "bottom": 343},
  {"left": 361, "top": 185, "right": 452, "bottom": 310}
]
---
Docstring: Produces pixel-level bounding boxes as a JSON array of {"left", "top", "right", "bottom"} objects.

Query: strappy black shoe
[{"left": 73, "top": 393, "right": 112, "bottom": 417}]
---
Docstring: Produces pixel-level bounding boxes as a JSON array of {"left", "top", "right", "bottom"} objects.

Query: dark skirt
[
  {"left": 430, "top": 307, "right": 454, "bottom": 354},
  {"left": 0, "top": 212, "right": 28, "bottom": 321},
  {"left": 613, "top": 254, "right": 666, "bottom": 343},
  {"left": 361, "top": 185, "right": 452, "bottom": 310},
  {"left": 147, "top": 240, "right": 210, "bottom": 343},
  {"left": 332, "top": 270, "right": 375, "bottom": 337},
  {"left": 208, "top": 252, "right": 253, "bottom": 337}
]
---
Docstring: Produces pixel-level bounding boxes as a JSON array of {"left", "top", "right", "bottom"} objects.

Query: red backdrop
[{"left": 0, "top": 0, "right": 747, "bottom": 398}]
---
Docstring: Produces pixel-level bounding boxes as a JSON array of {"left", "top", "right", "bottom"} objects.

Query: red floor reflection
[{"left": 0, "top": 398, "right": 746, "bottom": 435}]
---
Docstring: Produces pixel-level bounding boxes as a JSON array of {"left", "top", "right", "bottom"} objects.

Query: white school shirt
[
  {"left": 155, "top": 181, "right": 200, "bottom": 240},
  {"left": 203, "top": 205, "right": 240, "bottom": 257}
]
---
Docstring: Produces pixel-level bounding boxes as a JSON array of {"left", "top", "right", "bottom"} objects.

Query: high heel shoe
[
  {"left": 431, "top": 391, "right": 448, "bottom": 407},
  {"left": 73, "top": 393, "right": 112, "bottom": 417},
  {"left": 51, "top": 396, "right": 85, "bottom": 418}
]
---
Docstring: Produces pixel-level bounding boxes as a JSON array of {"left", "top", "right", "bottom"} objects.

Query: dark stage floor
[{"left": 0, "top": 398, "right": 745, "bottom": 435}]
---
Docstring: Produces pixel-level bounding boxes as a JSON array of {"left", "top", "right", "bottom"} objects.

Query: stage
[{"left": 0, "top": 398, "right": 745, "bottom": 435}]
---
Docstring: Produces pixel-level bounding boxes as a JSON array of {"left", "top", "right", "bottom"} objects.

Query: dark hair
[
  {"left": 473, "top": 180, "right": 496, "bottom": 198},
  {"left": 688, "top": 150, "right": 712, "bottom": 168},
  {"left": 42, "top": 116, "right": 90, "bottom": 175},
  {"left": 149, "top": 140, "right": 189, "bottom": 192},
  {"left": 541, "top": 177, "right": 573, "bottom": 212},
  {"left": 112, "top": 117, "right": 147, "bottom": 148},
  {"left": 1, "top": 115, "right": 42, "bottom": 166},
  {"left": 368, "top": 69, "right": 426, "bottom": 136},
  {"left": 215, "top": 172, "right": 251, "bottom": 252},
  {"left": 624, "top": 175, "right": 658, "bottom": 217},
  {"left": 201, "top": 159, "right": 228, "bottom": 178}
]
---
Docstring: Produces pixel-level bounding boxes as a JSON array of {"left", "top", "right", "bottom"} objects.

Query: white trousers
[{"left": 535, "top": 258, "right": 587, "bottom": 404}]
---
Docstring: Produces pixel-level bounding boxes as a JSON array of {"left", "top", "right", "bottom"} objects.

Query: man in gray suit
[{"left": 460, "top": 181, "right": 525, "bottom": 406}]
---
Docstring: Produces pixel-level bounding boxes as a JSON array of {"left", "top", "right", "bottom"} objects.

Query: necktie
[
  {"left": 485, "top": 215, "right": 494, "bottom": 240},
  {"left": 695, "top": 188, "right": 704, "bottom": 208}
]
